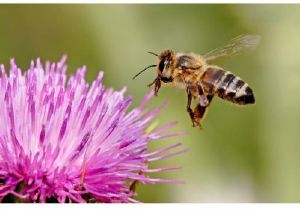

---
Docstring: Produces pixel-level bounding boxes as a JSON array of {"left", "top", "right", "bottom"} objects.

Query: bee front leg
[
  {"left": 147, "top": 77, "right": 161, "bottom": 96},
  {"left": 154, "top": 78, "right": 161, "bottom": 96},
  {"left": 147, "top": 78, "right": 157, "bottom": 87}
]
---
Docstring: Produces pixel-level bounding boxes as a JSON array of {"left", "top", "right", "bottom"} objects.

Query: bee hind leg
[
  {"left": 198, "top": 82, "right": 209, "bottom": 107},
  {"left": 192, "top": 104, "right": 205, "bottom": 129},
  {"left": 186, "top": 85, "right": 213, "bottom": 128},
  {"left": 193, "top": 95, "right": 214, "bottom": 129}
]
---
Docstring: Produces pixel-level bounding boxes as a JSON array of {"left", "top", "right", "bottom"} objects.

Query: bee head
[
  {"left": 157, "top": 49, "right": 175, "bottom": 77},
  {"left": 132, "top": 50, "right": 175, "bottom": 81}
]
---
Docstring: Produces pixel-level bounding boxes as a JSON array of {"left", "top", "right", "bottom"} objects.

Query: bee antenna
[
  {"left": 148, "top": 51, "right": 159, "bottom": 57},
  {"left": 132, "top": 64, "right": 157, "bottom": 80}
]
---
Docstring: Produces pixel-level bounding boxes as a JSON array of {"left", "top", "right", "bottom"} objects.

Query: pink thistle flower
[{"left": 0, "top": 56, "right": 186, "bottom": 203}]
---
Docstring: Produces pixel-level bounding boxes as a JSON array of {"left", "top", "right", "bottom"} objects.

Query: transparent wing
[{"left": 203, "top": 34, "right": 261, "bottom": 62}]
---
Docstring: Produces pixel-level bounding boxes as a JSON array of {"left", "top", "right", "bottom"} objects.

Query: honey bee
[{"left": 133, "top": 34, "right": 261, "bottom": 128}]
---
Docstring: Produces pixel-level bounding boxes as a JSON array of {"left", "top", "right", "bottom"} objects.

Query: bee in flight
[{"left": 133, "top": 34, "right": 261, "bottom": 128}]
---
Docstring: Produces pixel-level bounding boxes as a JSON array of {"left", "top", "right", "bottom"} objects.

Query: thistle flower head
[{"left": 0, "top": 56, "right": 186, "bottom": 203}]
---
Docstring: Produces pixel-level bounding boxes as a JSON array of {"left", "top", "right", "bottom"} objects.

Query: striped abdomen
[{"left": 200, "top": 67, "right": 255, "bottom": 105}]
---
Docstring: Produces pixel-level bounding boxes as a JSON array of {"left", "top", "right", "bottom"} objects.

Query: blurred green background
[{"left": 0, "top": 4, "right": 300, "bottom": 203}]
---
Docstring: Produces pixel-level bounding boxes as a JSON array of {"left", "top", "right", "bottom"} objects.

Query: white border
[
  {"left": 1, "top": 0, "right": 300, "bottom": 4},
  {"left": 1, "top": 203, "right": 300, "bottom": 212},
  {"left": 0, "top": 0, "right": 299, "bottom": 209}
]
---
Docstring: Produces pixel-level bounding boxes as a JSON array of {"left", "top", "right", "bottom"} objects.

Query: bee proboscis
[{"left": 133, "top": 34, "right": 261, "bottom": 128}]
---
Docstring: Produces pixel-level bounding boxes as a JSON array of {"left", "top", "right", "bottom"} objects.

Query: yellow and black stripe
[{"left": 201, "top": 67, "right": 255, "bottom": 105}]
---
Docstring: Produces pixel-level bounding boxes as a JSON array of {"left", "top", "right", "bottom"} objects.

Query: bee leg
[
  {"left": 147, "top": 77, "right": 161, "bottom": 96},
  {"left": 147, "top": 78, "right": 157, "bottom": 87},
  {"left": 186, "top": 88, "right": 195, "bottom": 126},
  {"left": 193, "top": 95, "right": 214, "bottom": 129},
  {"left": 198, "top": 82, "right": 209, "bottom": 107},
  {"left": 154, "top": 78, "right": 161, "bottom": 96},
  {"left": 193, "top": 104, "right": 205, "bottom": 129}
]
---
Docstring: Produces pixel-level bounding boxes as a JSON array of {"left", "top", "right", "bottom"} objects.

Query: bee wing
[{"left": 203, "top": 34, "right": 261, "bottom": 62}]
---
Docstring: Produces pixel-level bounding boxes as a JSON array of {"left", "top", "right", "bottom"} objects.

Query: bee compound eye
[
  {"left": 158, "top": 59, "right": 165, "bottom": 73},
  {"left": 159, "top": 58, "right": 168, "bottom": 73}
]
